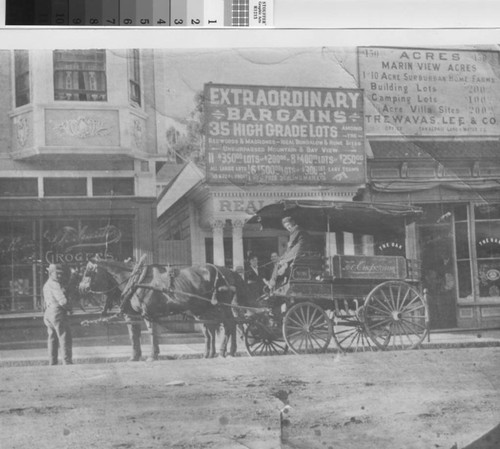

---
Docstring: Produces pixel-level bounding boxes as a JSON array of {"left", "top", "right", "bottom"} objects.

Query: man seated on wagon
[{"left": 267, "top": 216, "right": 313, "bottom": 290}]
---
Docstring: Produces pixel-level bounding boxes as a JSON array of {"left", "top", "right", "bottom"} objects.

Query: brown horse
[
  {"left": 80, "top": 259, "right": 250, "bottom": 358},
  {"left": 123, "top": 263, "right": 251, "bottom": 358},
  {"left": 79, "top": 259, "right": 161, "bottom": 361}
]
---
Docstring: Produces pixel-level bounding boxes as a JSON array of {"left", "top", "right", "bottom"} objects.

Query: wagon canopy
[{"left": 248, "top": 200, "right": 423, "bottom": 234}]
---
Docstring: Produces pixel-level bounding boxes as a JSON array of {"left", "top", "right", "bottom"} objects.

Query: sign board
[
  {"left": 332, "top": 255, "right": 407, "bottom": 280},
  {"left": 204, "top": 83, "right": 365, "bottom": 185},
  {"left": 359, "top": 47, "right": 500, "bottom": 136}
]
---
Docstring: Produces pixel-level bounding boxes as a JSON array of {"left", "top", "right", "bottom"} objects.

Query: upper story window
[
  {"left": 93, "top": 178, "right": 135, "bottom": 196},
  {"left": 128, "top": 49, "right": 141, "bottom": 106},
  {"left": 43, "top": 178, "right": 87, "bottom": 197},
  {"left": 53, "top": 50, "right": 107, "bottom": 102},
  {"left": 14, "top": 50, "right": 30, "bottom": 107},
  {"left": 0, "top": 178, "right": 37, "bottom": 197}
]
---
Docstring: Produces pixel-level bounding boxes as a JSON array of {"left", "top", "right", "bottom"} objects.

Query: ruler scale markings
[
  {"left": 170, "top": 0, "right": 186, "bottom": 26},
  {"left": 152, "top": 0, "right": 170, "bottom": 26},
  {"left": 69, "top": 0, "right": 85, "bottom": 25},
  {"left": 204, "top": 0, "right": 224, "bottom": 26},
  {"left": 34, "top": 0, "right": 52, "bottom": 25},
  {"left": 84, "top": 0, "right": 102, "bottom": 25},
  {"left": 137, "top": 0, "right": 154, "bottom": 26},
  {"left": 223, "top": 0, "right": 233, "bottom": 26},
  {"left": 52, "top": 0, "right": 69, "bottom": 25},
  {"left": 232, "top": 0, "right": 249, "bottom": 27},
  {"left": 4, "top": 0, "right": 274, "bottom": 27},
  {"left": 120, "top": 0, "right": 136, "bottom": 25},
  {"left": 102, "top": 0, "right": 119, "bottom": 25},
  {"left": 6, "top": 0, "right": 35, "bottom": 24},
  {"left": 187, "top": 0, "right": 203, "bottom": 26}
]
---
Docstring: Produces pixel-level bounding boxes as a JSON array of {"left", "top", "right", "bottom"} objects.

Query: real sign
[
  {"left": 359, "top": 47, "right": 500, "bottom": 136},
  {"left": 204, "top": 84, "right": 365, "bottom": 185}
]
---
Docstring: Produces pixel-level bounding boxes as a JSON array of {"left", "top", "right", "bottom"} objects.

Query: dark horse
[
  {"left": 78, "top": 259, "right": 161, "bottom": 361},
  {"left": 80, "top": 258, "right": 250, "bottom": 358}
]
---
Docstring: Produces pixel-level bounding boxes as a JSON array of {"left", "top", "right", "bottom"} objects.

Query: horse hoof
[
  {"left": 128, "top": 357, "right": 142, "bottom": 362},
  {"left": 146, "top": 356, "right": 158, "bottom": 362}
]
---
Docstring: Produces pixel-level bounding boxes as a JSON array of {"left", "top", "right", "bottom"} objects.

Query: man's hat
[{"left": 48, "top": 263, "right": 65, "bottom": 273}]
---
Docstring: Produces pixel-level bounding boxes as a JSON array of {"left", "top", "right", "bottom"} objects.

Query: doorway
[{"left": 419, "top": 210, "right": 458, "bottom": 329}]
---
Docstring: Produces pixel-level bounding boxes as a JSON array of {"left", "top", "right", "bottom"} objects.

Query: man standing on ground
[{"left": 43, "top": 263, "right": 73, "bottom": 365}]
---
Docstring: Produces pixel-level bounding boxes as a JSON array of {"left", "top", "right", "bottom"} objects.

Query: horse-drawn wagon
[
  {"left": 242, "top": 199, "right": 429, "bottom": 356},
  {"left": 79, "top": 199, "right": 429, "bottom": 359}
]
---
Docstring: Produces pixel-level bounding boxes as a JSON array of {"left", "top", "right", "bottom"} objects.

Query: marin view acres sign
[
  {"left": 359, "top": 47, "right": 500, "bottom": 136},
  {"left": 204, "top": 84, "right": 365, "bottom": 185}
]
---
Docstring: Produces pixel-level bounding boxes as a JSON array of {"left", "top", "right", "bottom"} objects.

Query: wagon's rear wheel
[
  {"left": 364, "top": 281, "right": 429, "bottom": 350},
  {"left": 244, "top": 317, "right": 288, "bottom": 357},
  {"left": 283, "top": 302, "right": 332, "bottom": 354},
  {"left": 332, "top": 307, "right": 380, "bottom": 352}
]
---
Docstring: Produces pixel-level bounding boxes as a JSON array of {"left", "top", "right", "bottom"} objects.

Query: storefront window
[
  {"left": 454, "top": 206, "right": 473, "bottom": 300},
  {"left": 374, "top": 236, "right": 405, "bottom": 257},
  {"left": 0, "top": 216, "right": 133, "bottom": 313},
  {"left": 42, "top": 218, "right": 133, "bottom": 265},
  {"left": 475, "top": 204, "right": 500, "bottom": 299},
  {"left": 0, "top": 220, "right": 38, "bottom": 312}
]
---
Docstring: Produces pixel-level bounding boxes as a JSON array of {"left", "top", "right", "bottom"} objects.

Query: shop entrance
[{"left": 419, "top": 205, "right": 458, "bottom": 330}]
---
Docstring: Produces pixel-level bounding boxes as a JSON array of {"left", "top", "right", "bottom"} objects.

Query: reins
[
  {"left": 133, "top": 282, "right": 267, "bottom": 314},
  {"left": 86, "top": 275, "right": 131, "bottom": 295}
]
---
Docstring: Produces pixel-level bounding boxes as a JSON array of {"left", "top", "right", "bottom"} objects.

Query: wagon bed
[{"left": 243, "top": 199, "right": 429, "bottom": 356}]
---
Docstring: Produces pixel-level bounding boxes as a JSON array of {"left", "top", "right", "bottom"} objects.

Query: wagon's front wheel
[
  {"left": 244, "top": 318, "right": 288, "bottom": 357},
  {"left": 283, "top": 302, "right": 332, "bottom": 354},
  {"left": 364, "top": 281, "right": 429, "bottom": 350}
]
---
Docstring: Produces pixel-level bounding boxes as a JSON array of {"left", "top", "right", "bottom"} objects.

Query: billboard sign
[
  {"left": 204, "top": 84, "right": 365, "bottom": 185},
  {"left": 359, "top": 47, "right": 500, "bottom": 136}
]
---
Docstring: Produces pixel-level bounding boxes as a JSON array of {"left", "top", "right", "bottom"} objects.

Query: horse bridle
[{"left": 82, "top": 261, "right": 133, "bottom": 295}]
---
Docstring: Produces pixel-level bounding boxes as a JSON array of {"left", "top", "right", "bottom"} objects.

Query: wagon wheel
[
  {"left": 364, "top": 281, "right": 429, "bottom": 351},
  {"left": 244, "top": 316, "right": 288, "bottom": 357},
  {"left": 332, "top": 306, "right": 380, "bottom": 352},
  {"left": 283, "top": 302, "right": 332, "bottom": 355}
]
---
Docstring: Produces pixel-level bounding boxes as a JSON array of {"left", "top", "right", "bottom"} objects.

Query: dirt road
[{"left": 1, "top": 347, "right": 499, "bottom": 449}]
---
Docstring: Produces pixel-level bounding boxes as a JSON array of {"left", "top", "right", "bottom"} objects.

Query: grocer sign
[
  {"left": 204, "top": 84, "right": 365, "bottom": 185},
  {"left": 359, "top": 47, "right": 500, "bottom": 136}
]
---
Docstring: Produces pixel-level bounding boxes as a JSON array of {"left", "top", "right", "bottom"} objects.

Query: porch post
[
  {"left": 210, "top": 219, "right": 226, "bottom": 266},
  {"left": 231, "top": 219, "right": 245, "bottom": 272},
  {"left": 343, "top": 232, "right": 355, "bottom": 255},
  {"left": 405, "top": 221, "right": 418, "bottom": 260},
  {"left": 361, "top": 235, "right": 375, "bottom": 256}
]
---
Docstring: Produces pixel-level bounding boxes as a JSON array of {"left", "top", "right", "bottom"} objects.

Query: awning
[
  {"left": 248, "top": 199, "right": 423, "bottom": 234},
  {"left": 369, "top": 140, "right": 500, "bottom": 160}
]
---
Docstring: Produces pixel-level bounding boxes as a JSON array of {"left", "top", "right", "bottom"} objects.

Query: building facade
[
  {"left": 0, "top": 49, "right": 160, "bottom": 314},
  {"left": 157, "top": 46, "right": 500, "bottom": 330},
  {"left": 358, "top": 46, "right": 500, "bottom": 329}
]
